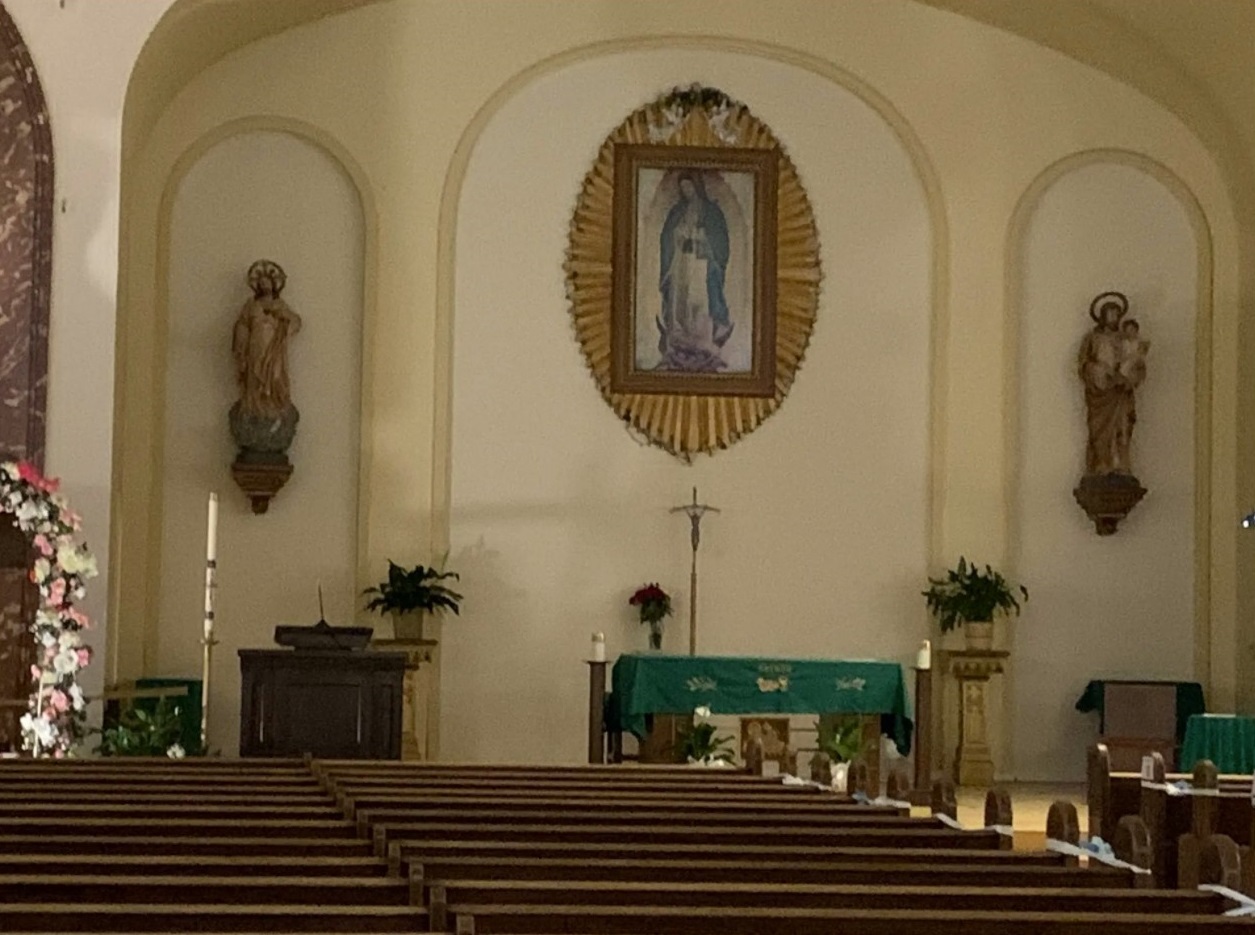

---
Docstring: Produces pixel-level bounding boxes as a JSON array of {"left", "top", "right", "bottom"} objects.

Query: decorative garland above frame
[{"left": 565, "top": 85, "right": 822, "bottom": 459}]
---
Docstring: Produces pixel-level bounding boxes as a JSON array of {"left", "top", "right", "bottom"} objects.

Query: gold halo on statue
[
  {"left": 564, "top": 87, "right": 821, "bottom": 459},
  {"left": 1088, "top": 290, "right": 1128, "bottom": 325}
]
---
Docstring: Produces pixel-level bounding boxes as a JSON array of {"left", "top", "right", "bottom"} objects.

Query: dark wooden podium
[{"left": 238, "top": 649, "right": 405, "bottom": 758}]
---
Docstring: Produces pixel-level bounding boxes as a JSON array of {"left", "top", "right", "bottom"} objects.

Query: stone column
[{"left": 951, "top": 651, "right": 1009, "bottom": 787}]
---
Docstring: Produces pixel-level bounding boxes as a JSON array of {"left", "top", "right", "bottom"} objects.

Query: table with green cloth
[
  {"left": 1074, "top": 679, "right": 1205, "bottom": 743},
  {"left": 606, "top": 653, "right": 912, "bottom": 755},
  {"left": 1179, "top": 714, "right": 1255, "bottom": 774}
]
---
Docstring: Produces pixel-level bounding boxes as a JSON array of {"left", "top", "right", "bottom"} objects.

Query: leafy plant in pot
[
  {"left": 363, "top": 560, "right": 463, "bottom": 640},
  {"left": 814, "top": 714, "right": 867, "bottom": 792},
  {"left": 922, "top": 556, "right": 1027, "bottom": 650}
]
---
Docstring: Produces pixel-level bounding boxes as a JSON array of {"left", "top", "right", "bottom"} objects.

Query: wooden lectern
[{"left": 238, "top": 649, "right": 405, "bottom": 758}]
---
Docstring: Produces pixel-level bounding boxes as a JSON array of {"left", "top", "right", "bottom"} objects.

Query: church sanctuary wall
[
  {"left": 101, "top": 0, "right": 1242, "bottom": 773},
  {"left": 446, "top": 50, "right": 932, "bottom": 763},
  {"left": 1012, "top": 161, "right": 1202, "bottom": 780},
  {"left": 161, "top": 131, "right": 364, "bottom": 755}
]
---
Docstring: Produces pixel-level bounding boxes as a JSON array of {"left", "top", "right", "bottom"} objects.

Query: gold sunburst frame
[{"left": 565, "top": 85, "right": 821, "bottom": 459}]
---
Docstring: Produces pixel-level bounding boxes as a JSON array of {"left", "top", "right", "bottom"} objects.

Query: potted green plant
[
  {"left": 922, "top": 556, "right": 1027, "bottom": 650},
  {"left": 815, "top": 715, "right": 866, "bottom": 791},
  {"left": 679, "top": 706, "right": 735, "bottom": 766},
  {"left": 363, "top": 560, "right": 463, "bottom": 640}
]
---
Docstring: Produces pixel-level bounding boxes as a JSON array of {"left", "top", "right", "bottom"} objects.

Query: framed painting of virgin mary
[{"left": 612, "top": 146, "right": 778, "bottom": 397}]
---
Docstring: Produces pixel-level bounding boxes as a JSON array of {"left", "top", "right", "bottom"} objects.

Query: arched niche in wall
[
  {"left": 160, "top": 127, "right": 365, "bottom": 755},
  {"left": 0, "top": 4, "right": 54, "bottom": 750},
  {"left": 1007, "top": 151, "right": 1210, "bottom": 783}
]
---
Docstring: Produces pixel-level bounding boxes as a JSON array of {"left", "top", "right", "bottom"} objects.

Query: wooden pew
[
  {"left": 452, "top": 904, "right": 1255, "bottom": 934},
  {"left": 411, "top": 854, "right": 1137, "bottom": 891},
  {"left": 0, "top": 902, "right": 426, "bottom": 932},
  {"left": 0, "top": 833, "right": 375, "bottom": 857},
  {"left": 431, "top": 879, "right": 1226, "bottom": 930},
  {"left": 0, "top": 815, "right": 358, "bottom": 838},
  {"left": 370, "top": 819, "right": 1008, "bottom": 856},
  {"left": 1088, "top": 743, "right": 1251, "bottom": 842},
  {"left": 387, "top": 839, "right": 1071, "bottom": 879},
  {"left": 0, "top": 873, "right": 414, "bottom": 906},
  {"left": 1139, "top": 756, "right": 1253, "bottom": 887},
  {"left": 0, "top": 854, "right": 391, "bottom": 877}
]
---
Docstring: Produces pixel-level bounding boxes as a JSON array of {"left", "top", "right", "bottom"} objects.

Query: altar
[{"left": 597, "top": 653, "right": 913, "bottom": 766}]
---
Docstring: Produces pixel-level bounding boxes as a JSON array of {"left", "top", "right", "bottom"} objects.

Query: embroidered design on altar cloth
[
  {"left": 836, "top": 677, "right": 867, "bottom": 692},
  {"left": 686, "top": 676, "right": 718, "bottom": 692},
  {"left": 757, "top": 677, "right": 789, "bottom": 693}
]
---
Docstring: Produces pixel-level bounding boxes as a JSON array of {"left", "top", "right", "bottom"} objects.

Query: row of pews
[
  {"left": 1088, "top": 741, "right": 1255, "bottom": 891},
  {"left": 0, "top": 754, "right": 1252, "bottom": 932}
]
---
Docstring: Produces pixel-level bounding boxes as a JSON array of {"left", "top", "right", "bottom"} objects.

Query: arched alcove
[
  {"left": 159, "top": 127, "right": 365, "bottom": 755},
  {"left": 1008, "top": 153, "right": 1211, "bottom": 781},
  {"left": 0, "top": 4, "right": 53, "bottom": 751}
]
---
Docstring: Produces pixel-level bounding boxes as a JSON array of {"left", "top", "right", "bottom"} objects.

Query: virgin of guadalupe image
[{"left": 656, "top": 171, "right": 733, "bottom": 372}]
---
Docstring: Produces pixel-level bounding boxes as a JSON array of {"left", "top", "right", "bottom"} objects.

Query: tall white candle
[
  {"left": 204, "top": 493, "right": 219, "bottom": 640},
  {"left": 591, "top": 631, "right": 606, "bottom": 663},
  {"left": 206, "top": 492, "right": 219, "bottom": 563}
]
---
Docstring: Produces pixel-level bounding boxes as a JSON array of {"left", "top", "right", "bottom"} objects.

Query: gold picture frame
[
  {"left": 566, "top": 85, "right": 821, "bottom": 459},
  {"left": 612, "top": 145, "right": 778, "bottom": 398}
]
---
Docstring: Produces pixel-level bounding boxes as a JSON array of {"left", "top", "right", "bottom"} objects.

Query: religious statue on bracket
[
  {"left": 228, "top": 260, "right": 301, "bottom": 514},
  {"left": 1073, "top": 291, "right": 1149, "bottom": 535}
]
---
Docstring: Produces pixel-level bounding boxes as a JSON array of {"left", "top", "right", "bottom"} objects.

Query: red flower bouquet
[{"left": 629, "top": 583, "right": 672, "bottom": 650}]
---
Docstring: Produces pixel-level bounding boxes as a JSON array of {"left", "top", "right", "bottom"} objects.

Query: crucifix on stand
[{"left": 670, "top": 487, "right": 720, "bottom": 656}]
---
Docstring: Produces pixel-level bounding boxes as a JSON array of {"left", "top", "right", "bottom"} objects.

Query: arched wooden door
[{"left": 0, "top": 4, "right": 53, "bottom": 752}]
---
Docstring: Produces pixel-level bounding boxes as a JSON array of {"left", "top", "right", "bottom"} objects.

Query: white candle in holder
[
  {"left": 591, "top": 632, "right": 606, "bottom": 663},
  {"left": 916, "top": 639, "right": 931, "bottom": 670},
  {"left": 206, "top": 492, "right": 219, "bottom": 563}
]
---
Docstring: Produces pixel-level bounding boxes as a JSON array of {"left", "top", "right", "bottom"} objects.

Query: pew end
[
  {"left": 885, "top": 768, "right": 909, "bottom": 802},
  {"left": 455, "top": 912, "right": 475, "bottom": 935},
  {"left": 1199, "top": 833, "right": 1244, "bottom": 892},
  {"left": 1113, "top": 814, "right": 1154, "bottom": 888},
  {"left": 1087, "top": 742, "right": 1111, "bottom": 841},
  {"left": 1047, "top": 800, "right": 1080, "bottom": 846},
  {"left": 930, "top": 779, "right": 957, "bottom": 820},
  {"left": 850, "top": 761, "right": 871, "bottom": 797},
  {"left": 744, "top": 737, "right": 764, "bottom": 776},
  {"left": 809, "top": 751, "right": 832, "bottom": 786}
]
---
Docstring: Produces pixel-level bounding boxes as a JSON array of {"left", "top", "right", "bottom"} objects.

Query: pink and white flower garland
[{"left": 0, "top": 462, "right": 97, "bottom": 756}]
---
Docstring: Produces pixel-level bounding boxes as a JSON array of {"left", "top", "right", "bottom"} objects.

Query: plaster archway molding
[
  {"left": 108, "top": 115, "right": 378, "bottom": 683},
  {"left": 1003, "top": 148, "right": 1220, "bottom": 699},
  {"left": 428, "top": 35, "right": 951, "bottom": 568}
]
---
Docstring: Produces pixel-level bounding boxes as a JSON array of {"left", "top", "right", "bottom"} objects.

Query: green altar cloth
[
  {"left": 1180, "top": 714, "right": 1255, "bottom": 774},
  {"left": 607, "top": 654, "right": 912, "bottom": 755},
  {"left": 1074, "top": 679, "right": 1205, "bottom": 744}
]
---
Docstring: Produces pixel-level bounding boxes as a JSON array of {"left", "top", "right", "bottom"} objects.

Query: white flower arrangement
[{"left": 2, "top": 461, "right": 96, "bottom": 757}]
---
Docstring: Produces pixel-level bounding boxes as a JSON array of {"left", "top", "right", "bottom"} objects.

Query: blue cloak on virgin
[{"left": 658, "top": 185, "right": 731, "bottom": 332}]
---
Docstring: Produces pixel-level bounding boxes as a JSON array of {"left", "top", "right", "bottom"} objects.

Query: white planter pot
[{"left": 832, "top": 761, "right": 850, "bottom": 794}]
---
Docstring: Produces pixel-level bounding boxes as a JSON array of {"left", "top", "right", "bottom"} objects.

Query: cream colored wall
[
  {"left": 1, "top": 0, "right": 169, "bottom": 718},
  {"left": 99, "top": 0, "right": 1244, "bottom": 775},
  {"left": 1013, "top": 161, "right": 1200, "bottom": 780},
  {"left": 161, "top": 130, "right": 364, "bottom": 755},
  {"left": 446, "top": 49, "right": 931, "bottom": 763}
]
